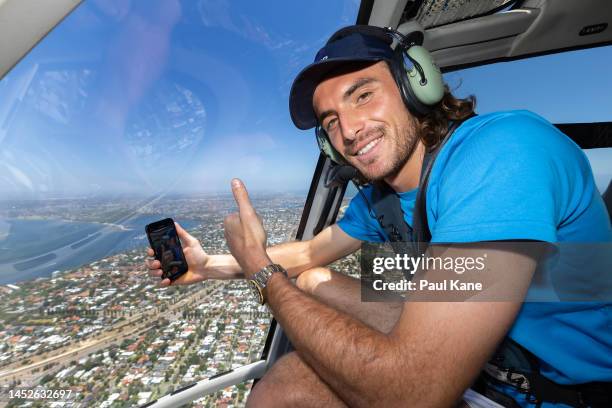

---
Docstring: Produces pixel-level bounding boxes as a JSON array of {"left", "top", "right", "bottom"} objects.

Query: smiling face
[{"left": 313, "top": 61, "right": 420, "bottom": 183}]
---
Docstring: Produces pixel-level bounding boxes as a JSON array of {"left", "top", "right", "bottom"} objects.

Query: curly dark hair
[{"left": 417, "top": 86, "right": 476, "bottom": 150}]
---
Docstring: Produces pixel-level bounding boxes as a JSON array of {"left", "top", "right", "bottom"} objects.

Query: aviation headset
[{"left": 313, "top": 26, "right": 445, "bottom": 165}]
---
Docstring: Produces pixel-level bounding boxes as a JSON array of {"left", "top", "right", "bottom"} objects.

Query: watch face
[{"left": 249, "top": 280, "right": 264, "bottom": 304}]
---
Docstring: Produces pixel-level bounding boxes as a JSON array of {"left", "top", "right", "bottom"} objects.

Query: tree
[{"left": 40, "top": 374, "right": 54, "bottom": 384}]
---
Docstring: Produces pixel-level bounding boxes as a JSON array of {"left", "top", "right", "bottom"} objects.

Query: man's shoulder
[
  {"left": 442, "top": 109, "right": 581, "bottom": 167},
  {"left": 427, "top": 109, "right": 600, "bottom": 243},
  {"left": 468, "top": 109, "right": 548, "bottom": 125},
  {"left": 458, "top": 109, "right": 560, "bottom": 144}
]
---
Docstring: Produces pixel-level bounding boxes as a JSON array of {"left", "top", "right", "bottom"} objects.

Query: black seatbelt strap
[
  {"left": 370, "top": 182, "right": 411, "bottom": 240},
  {"left": 412, "top": 119, "right": 464, "bottom": 253}
]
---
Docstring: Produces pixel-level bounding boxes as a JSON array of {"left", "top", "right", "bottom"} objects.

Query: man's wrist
[
  {"left": 199, "top": 256, "right": 212, "bottom": 280},
  {"left": 204, "top": 254, "right": 247, "bottom": 279},
  {"left": 248, "top": 263, "right": 288, "bottom": 305},
  {"left": 263, "top": 270, "right": 286, "bottom": 301},
  {"left": 244, "top": 254, "right": 274, "bottom": 278}
]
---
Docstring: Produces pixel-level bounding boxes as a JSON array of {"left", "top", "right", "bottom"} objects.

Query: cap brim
[{"left": 289, "top": 56, "right": 389, "bottom": 130}]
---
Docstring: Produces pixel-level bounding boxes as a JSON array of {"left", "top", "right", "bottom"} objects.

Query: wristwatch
[{"left": 249, "top": 263, "right": 288, "bottom": 305}]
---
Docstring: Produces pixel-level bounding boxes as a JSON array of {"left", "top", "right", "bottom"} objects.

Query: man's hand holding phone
[
  {"left": 146, "top": 222, "right": 209, "bottom": 287},
  {"left": 144, "top": 179, "right": 271, "bottom": 286}
]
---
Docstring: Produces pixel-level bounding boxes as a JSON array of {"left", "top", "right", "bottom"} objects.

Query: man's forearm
[
  {"left": 266, "top": 273, "right": 409, "bottom": 407},
  {"left": 206, "top": 240, "right": 313, "bottom": 280},
  {"left": 267, "top": 240, "right": 313, "bottom": 278},
  {"left": 204, "top": 253, "right": 244, "bottom": 279}
]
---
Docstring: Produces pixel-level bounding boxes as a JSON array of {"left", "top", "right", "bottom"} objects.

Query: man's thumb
[
  {"left": 231, "top": 178, "right": 255, "bottom": 216},
  {"left": 175, "top": 222, "right": 197, "bottom": 246}
]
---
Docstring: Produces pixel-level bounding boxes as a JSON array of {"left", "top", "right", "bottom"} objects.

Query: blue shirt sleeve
[
  {"left": 428, "top": 111, "right": 591, "bottom": 243},
  {"left": 337, "top": 187, "right": 386, "bottom": 242}
]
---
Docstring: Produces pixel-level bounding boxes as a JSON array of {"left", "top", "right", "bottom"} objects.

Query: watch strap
[{"left": 251, "top": 263, "right": 287, "bottom": 304}]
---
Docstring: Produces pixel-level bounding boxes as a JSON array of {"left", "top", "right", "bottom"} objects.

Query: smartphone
[{"left": 145, "top": 218, "right": 188, "bottom": 282}]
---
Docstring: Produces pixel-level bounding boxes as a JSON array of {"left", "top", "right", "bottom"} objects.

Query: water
[{"left": 0, "top": 215, "right": 200, "bottom": 285}]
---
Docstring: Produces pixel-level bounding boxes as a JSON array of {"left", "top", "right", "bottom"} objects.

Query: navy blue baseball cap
[{"left": 289, "top": 25, "right": 397, "bottom": 130}]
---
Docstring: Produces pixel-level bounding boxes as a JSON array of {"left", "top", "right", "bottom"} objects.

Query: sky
[{"left": 0, "top": 0, "right": 610, "bottom": 198}]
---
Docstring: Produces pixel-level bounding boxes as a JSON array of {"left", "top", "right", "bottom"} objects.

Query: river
[{"left": 0, "top": 215, "right": 200, "bottom": 285}]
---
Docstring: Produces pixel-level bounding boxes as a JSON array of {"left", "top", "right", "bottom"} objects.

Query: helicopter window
[{"left": 0, "top": 0, "right": 358, "bottom": 406}]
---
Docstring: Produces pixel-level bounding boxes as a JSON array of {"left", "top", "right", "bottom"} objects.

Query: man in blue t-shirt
[{"left": 146, "top": 25, "right": 611, "bottom": 407}]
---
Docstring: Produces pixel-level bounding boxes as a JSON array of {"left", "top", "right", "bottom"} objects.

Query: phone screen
[{"left": 145, "top": 218, "right": 188, "bottom": 281}]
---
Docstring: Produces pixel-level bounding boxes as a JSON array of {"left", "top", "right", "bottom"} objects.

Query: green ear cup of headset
[
  {"left": 404, "top": 45, "right": 444, "bottom": 106},
  {"left": 316, "top": 127, "right": 347, "bottom": 164}
]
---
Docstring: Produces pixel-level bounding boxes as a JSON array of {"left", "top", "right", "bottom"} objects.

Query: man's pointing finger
[{"left": 231, "top": 178, "right": 255, "bottom": 216}]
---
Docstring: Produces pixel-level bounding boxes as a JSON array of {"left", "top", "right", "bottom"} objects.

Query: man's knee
[
  {"left": 247, "top": 373, "right": 283, "bottom": 408},
  {"left": 296, "top": 267, "right": 333, "bottom": 294},
  {"left": 246, "top": 353, "right": 313, "bottom": 408}
]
